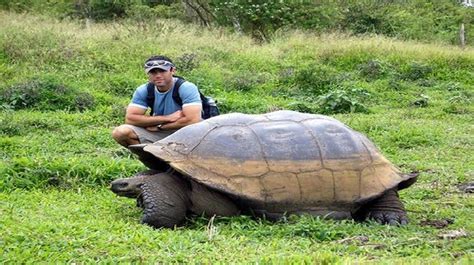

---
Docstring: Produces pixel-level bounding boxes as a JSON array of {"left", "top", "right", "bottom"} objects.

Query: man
[{"left": 112, "top": 55, "right": 202, "bottom": 147}]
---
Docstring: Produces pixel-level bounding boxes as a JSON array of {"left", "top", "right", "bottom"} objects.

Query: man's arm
[
  {"left": 125, "top": 106, "right": 183, "bottom": 127},
  {"left": 153, "top": 105, "right": 202, "bottom": 131}
]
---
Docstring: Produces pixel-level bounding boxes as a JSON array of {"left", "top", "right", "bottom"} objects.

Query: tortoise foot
[
  {"left": 355, "top": 188, "right": 409, "bottom": 226},
  {"left": 367, "top": 209, "right": 408, "bottom": 226}
]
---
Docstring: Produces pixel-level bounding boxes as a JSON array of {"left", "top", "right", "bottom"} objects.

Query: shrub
[
  {"left": 0, "top": 112, "right": 68, "bottom": 136},
  {"left": 96, "top": 103, "right": 128, "bottom": 126},
  {"left": 444, "top": 82, "right": 463, "bottom": 91},
  {"left": 125, "top": 3, "right": 184, "bottom": 22},
  {"left": 175, "top": 52, "right": 199, "bottom": 73},
  {"left": 69, "top": 0, "right": 133, "bottom": 21},
  {"left": 417, "top": 78, "right": 436, "bottom": 87},
  {"left": 0, "top": 78, "right": 95, "bottom": 111},
  {"left": 286, "top": 101, "right": 319, "bottom": 114},
  {"left": 216, "top": 95, "right": 269, "bottom": 114},
  {"left": 289, "top": 64, "right": 340, "bottom": 97},
  {"left": 1, "top": 29, "right": 78, "bottom": 64},
  {"left": 225, "top": 72, "right": 268, "bottom": 92},
  {"left": 289, "top": 2, "right": 341, "bottom": 32},
  {"left": 104, "top": 74, "right": 140, "bottom": 97},
  {"left": 412, "top": 94, "right": 430, "bottom": 108},
  {"left": 387, "top": 78, "right": 406, "bottom": 91},
  {"left": 210, "top": 1, "right": 294, "bottom": 41},
  {"left": 341, "top": 2, "right": 391, "bottom": 35},
  {"left": 0, "top": 116, "right": 23, "bottom": 136},
  {"left": 2, "top": 0, "right": 472, "bottom": 45},
  {"left": 401, "top": 62, "right": 433, "bottom": 81},
  {"left": 358, "top": 59, "right": 389, "bottom": 81},
  {"left": 443, "top": 91, "right": 472, "bottom": 114},
  {"left": 316, "top": 86, "right": 370, "bottom": 114}
]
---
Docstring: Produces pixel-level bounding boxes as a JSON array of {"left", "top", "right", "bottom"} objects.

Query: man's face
[{"left": 148, "top": 68, "right": 176, "bottom": 90}]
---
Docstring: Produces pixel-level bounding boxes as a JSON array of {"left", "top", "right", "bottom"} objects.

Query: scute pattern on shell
[{"left": 144, "top": 111, "right": 409, "bottom": 212}]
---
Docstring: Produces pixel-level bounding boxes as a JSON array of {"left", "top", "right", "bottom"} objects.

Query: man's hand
[
  {"left": 145, "top": 125, "right": 159, "bottom": 132},
  {"left": 145, "top": 110, "right": 184, "bottom": 131},
  {"left": 160, "top": 105, "right": 202, "bottom": 130},
  {"left": 125, "top": 106, "right": 185, "bottom": 128},
  {"left": 166, "top": 110, "right": 184, "bottom": 123}
]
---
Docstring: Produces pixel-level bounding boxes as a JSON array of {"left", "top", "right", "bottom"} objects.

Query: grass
[
  {"left": 0, "top": 11, "right": 473, "bottom": 263},
  {"left": 1, "top": 188, "right": 472, "bottom": 263}
]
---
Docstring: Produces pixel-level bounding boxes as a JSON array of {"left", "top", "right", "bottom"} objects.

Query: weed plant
[{"left": 0, "top": 11, "right": 473, "bottom": 263}]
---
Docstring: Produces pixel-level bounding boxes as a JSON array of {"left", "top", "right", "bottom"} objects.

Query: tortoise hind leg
[
  {"left": 139, "top": 173, "right": 190, "bottom": 228},
  {"left": 353, "top": 188, "right": 408, "bottom": 226}
]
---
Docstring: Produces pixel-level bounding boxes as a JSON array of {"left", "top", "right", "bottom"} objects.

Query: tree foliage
[{"left": 0, "top": 0, "right": 472, "bottom": 44}]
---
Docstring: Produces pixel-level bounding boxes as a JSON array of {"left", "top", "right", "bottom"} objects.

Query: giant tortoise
[{"left": 111, "top": 110, "right": 417, "bottom": 228}]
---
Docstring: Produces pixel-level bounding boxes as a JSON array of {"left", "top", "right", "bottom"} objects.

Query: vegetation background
[{"left": 0, "top": 0, "right": 473, "bottom": 263}]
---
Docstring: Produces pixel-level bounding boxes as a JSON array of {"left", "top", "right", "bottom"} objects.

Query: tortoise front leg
[
  {"left": 139, "top": 173, "right": 190, "bottom": 228},
  {"left": 188, "top": 180, "right": 240, "bottom": 217},
  {"left": 354, "top": 188, "right": 408, "bottom": 226}
]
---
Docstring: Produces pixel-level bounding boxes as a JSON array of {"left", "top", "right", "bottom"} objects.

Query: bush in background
[
  {"left": 0, "top": 78, "right": 95, "bottom": 111},
  {"left": 207, "top": 0, "right": 473, "bottom": 44},
  {"left": 0, "top": 0, "right": 472, "bottom": 45},
  {"left": 210, "top": 1, "right": 294, "bottom": 41},
  {"left": 316, "top": 86, "right": 370, "bottom": 114}
]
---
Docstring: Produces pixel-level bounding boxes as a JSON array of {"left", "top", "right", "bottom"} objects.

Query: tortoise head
[{"left": 110, "top": 170, "right": 157, "bottom": 198}]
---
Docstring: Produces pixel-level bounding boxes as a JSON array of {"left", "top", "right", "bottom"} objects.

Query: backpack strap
[
  {"left": 169, "top": 77, "right": 220, "bottom": 119},
  {"left": 172, "top": 78, "right": 218, "bottom": 119},
  {"left": 146, "top": 82, "right": 155, "bottom": 115},
  {"left": 171, "top": 77, "right": 186, "bottom": 106}
]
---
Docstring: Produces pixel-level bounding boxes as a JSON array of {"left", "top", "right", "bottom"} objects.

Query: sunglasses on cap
[{"left": 144, "top": 60, "right": 174, "bottom": 68}]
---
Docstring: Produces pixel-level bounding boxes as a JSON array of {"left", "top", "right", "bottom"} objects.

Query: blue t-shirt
[{"left": 129, "top": 78, "right": 201, "bottom": 116}]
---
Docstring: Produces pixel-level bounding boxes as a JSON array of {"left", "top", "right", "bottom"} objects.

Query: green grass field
[{"left": 0, "top": 11, "right": 473, "bottom": 263}]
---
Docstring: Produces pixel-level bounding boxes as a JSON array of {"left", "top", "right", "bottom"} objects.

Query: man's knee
[{"left": 112, "top": 125, "right": 136, "bottom": 142}]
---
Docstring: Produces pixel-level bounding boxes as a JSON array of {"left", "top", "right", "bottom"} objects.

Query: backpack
[{"left": 146, "top": 77, "right": 219, "bottom": 119}]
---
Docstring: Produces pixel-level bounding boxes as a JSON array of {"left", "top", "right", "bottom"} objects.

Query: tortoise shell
[{"left": 144, "top": 110, "right": 413, "bottom": 215}]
